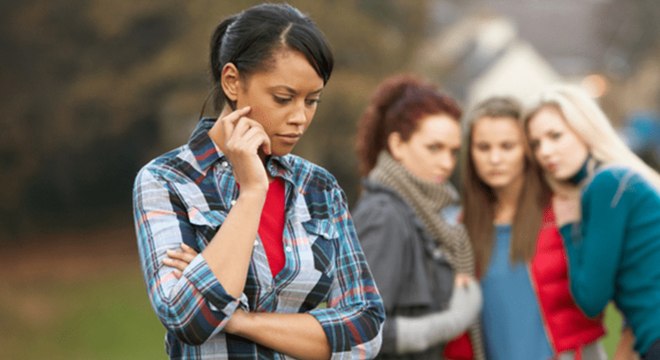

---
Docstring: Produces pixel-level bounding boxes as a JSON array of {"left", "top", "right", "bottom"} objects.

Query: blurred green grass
[
  {"left": 0, "top": 268, "right": 165, "bottom": 359},
  {"left": 603, "top": 302, "right": 624, "bottom": 356},
  {"left": 0, "top": 235, "right": 624, "bottom": 359}
]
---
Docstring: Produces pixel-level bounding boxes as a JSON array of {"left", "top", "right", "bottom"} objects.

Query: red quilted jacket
[{"left": 529, "top": 206, "right": 605, "bottom": 354}]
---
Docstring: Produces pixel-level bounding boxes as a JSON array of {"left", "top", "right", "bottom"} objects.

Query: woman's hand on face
[
  {"left": 208, "top": 106, "right": 272, "bottom": 194},
  {"left": 552, "top": 194, "right": 582, "bottom": 227},
  {"left": 163, "top": 243, "right": 199, "bottom": 279}
]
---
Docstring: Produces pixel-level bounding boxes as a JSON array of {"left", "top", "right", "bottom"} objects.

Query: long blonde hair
[
  {"left": 523, "top": 84, "right": 660, "bottom": 191},
  {"left": 461, "top": 97, "right": 550, "bottom": 275}
]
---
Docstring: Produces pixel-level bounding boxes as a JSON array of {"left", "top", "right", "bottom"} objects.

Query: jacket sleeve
[
  {"left": 352, "top": 194, "right": 413, "bottom": 354},
  {"left": 395, "top": 281, "right": 482, "bottom": 354},
  {"left": 309, "top": 186, "right": 386, "bottom": 359},
  {"left": 133, "top": 167, "right": 242, "bottom": 345},
  {"left": 353, "top": 197, "right": 411, "bottom": 311},
  {"left": 560, "top": 169, "right": 630, "bottom": 317}
]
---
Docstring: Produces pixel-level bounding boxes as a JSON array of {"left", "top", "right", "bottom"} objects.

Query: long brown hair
[{"left": 461, "top": 97, "right": 550, "bottom": 275}]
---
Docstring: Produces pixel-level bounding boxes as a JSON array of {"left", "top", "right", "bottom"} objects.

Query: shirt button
[
  {"left": 230, "top": 200, "right": 236, "bottom": 206},
  {"left": 285, "top": 246, "right": 293, "bottom": 252},
  {"left": 253, "top": 240, "right": 259, "bottom": 246},
  {"left": 221, "top": 161, "right": 228, "bottom": 167}
]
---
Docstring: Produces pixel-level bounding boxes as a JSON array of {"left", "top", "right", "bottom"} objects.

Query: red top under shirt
[{"left": 258, "top": 177, "right": 286, "bottom": 277}]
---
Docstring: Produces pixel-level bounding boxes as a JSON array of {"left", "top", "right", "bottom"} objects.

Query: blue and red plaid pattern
[{"left": 133, "top": 118, "right": 384, "bottom": 359}]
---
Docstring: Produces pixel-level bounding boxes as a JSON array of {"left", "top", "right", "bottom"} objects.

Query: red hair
[{"left": 355, "top": 74, "right": 462, "bottom": 176}]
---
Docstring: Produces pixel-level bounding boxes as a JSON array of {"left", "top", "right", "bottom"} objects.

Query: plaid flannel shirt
[{"left": 133, "top": 118, "right": 384, "bottom": 359}]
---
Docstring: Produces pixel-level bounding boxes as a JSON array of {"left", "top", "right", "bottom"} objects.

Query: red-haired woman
[{"left": 352, "top": 74, "right": 484, "bottom": 360}]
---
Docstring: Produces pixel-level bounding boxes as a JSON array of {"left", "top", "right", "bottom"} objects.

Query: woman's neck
[
  {"left": 549, "top": 178, "right": 581, "bottom": 198},
  {"left": 567, "top": 155, "right": 595, "bottom": 185},
  {"left": 493, "top": 175, "right": 524, "bottom": 224}
]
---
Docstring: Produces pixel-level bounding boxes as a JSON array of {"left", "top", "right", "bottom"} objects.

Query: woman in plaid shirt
[{"left": 133, "top": 3, "right": 385, "bottom": 359}]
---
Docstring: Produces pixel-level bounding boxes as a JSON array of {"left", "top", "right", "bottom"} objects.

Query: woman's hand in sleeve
[
  {"left": 163, "top": 243, "right": 199, "bottom": 279},
  {"left": 454, "top": 273, "right": 474, "bottom": 288}
]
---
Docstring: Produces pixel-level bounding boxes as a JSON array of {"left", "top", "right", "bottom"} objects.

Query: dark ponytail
[
  {"left": 355, "top": 74, "right": 462, "bottom": 176},
  {"left": 206, "top": 4, "right": 334, "bottom": 114},
  {"left": 209, "top": 15, "right": 238, "bottom": 112}
]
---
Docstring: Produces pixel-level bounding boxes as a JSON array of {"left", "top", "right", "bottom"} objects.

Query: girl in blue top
[
  {"left": 462, "top": 97, "right": 605, "bottom": 360},
  {"left": 524, "top": 84, "right": 660, "bottom": 360}
]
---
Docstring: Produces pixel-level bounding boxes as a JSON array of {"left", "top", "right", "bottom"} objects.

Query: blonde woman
[{"left": 524, "top": 84, "right": 660, "bottom": 360}]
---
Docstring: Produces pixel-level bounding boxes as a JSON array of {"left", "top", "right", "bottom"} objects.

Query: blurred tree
[{"left": 0, "top": 0, "right": 434, "bottom": 241}]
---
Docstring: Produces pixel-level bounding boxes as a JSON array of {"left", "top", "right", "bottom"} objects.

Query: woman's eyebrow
[{"left": 268, "top": 85, "right": 323, "bottom": 95}]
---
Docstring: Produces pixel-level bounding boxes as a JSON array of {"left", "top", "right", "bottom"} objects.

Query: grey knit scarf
[
  {"left": 369, "top": 151, "right": 485, "bottom": 360},
  {"left": 369, "top": 151, "right": 475, "bottom": 274}
]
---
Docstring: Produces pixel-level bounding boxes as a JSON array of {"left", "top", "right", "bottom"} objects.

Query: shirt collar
[
  {"left": 188, "top": 117, "right": 295, "bottom": 181},
  {"left": 265, "top": 155, "right": 294, "bottom": 183},
  {"left": 188, "top": 118, "right": 221, "bottom": 173}
]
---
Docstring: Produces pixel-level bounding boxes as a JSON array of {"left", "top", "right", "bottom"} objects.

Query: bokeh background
[{"left": 1, "top": 0, "right": 658, "bottom": 358}]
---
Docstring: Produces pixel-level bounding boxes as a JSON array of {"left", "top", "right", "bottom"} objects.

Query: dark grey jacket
[{"left": 352, "top": 180, "right": 455, "bottom": 360}]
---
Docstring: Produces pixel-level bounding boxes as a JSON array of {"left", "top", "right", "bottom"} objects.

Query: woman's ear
[
  {"left": 221, "top": 63, "right": 240, "bottom": 103},
  {"left": 387, "top": 132, "right": 403, "bottom": 160}
]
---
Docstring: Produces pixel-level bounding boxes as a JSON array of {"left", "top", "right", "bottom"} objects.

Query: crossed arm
[{"left": 165, "top": 243, "right": 330, "bottom": 360}]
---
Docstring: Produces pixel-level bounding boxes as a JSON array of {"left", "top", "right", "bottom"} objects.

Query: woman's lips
[
  {"left": 275, "top": 133, "right": 302, "bottom": 144},
  {"left": 544, "top": 162, "right": 558, "bottom": 173}
]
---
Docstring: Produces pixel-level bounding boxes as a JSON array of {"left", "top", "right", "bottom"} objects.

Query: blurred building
[
  {"left": 415, "top": 0, "right": 659, "bottom": 150},
  {"left": 415, "top": 13, "right": 560, "bottom": 108}
]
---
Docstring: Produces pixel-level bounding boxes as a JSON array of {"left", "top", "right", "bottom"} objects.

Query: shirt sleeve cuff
[
  {"left": 309, "top": 307, "right": 383, "bottom": 359},
  {"left": 183, "top": 254, "right": 242, "bottom": 315},
  {"left": 309, "top": 308, "right": 352, "bottom": 354}
]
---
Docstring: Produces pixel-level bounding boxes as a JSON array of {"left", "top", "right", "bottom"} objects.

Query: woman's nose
[
  {"left": 489, "top": 149, "right": 501, "bottom": 163},
  {"left": 438, "top": 151, "right": 456, "bottom": 172},
  {"left": 537, "top": 140, "right": 552, "bottom": 156},
  {"left": 288, "top": 102, "right": 307, "bottom": 125}
]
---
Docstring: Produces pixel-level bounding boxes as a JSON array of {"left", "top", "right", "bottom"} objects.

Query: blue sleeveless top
[{"left": 481, "top": 224, "right": 552, "bottom": 360}]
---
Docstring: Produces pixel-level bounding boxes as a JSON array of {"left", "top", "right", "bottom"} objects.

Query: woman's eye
[
  {"left": 475, "top": 143, "right": 489, "bottom": 151},
  {"left": 550, "top": 131, "right": 562, "bottom": 140},
  {"left": 427, "top": 144, "right": 441, "bottom": 152},
  {"left": 305, "top": 98, "right": 321, "bottom": 106},
  {"left": 274, "top": 96, "right": 292, "bottom": 104},
  {"left": 502, "top": 142, "right": 516, "bottom": 150}
]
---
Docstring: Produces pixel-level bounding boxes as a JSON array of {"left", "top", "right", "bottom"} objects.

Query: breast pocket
[
  {"left": 187, "top": 207, "right": 227, "bottom": 248},
  {"left": 302, "top": 218, "right": 337, "bottom": 274},
  {"left": 285, "top": 218, "right": 337, "bottom": 311}
]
